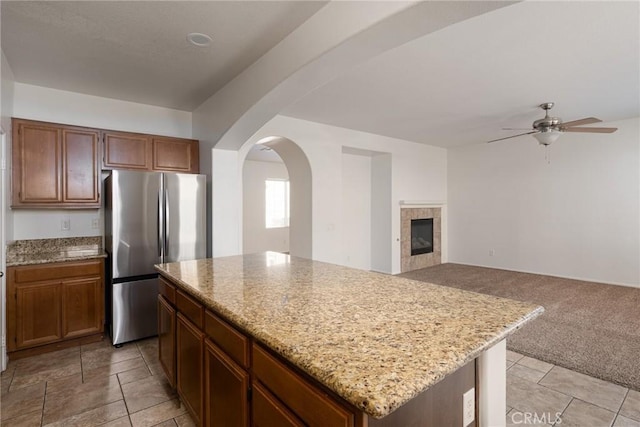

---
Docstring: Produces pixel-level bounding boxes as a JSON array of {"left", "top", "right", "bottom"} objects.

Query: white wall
[
  {"left": 243, "top": 159, "right": 289, "bottom": 254},
  {"left": 1, "top": 52, "right": 15, "bottom": 243},
  {"left": 10, "top": 83, "right": 193, "bottom": 240},
  {"left": 341, "top": 150, "right": 372, "bottom": 270},
  {"left": 448, "top": 117, "right": 640, "bottom": 287},
  {"left": 1, "top": 50, "right": 16, "bottom": 371},
  {"left": 213, "top": 115, "right": 447, "bottom": 274}
]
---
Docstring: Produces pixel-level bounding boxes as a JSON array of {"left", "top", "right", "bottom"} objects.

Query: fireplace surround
[{"left": 401, "top": 207, "right": 441, "bottom": 273}]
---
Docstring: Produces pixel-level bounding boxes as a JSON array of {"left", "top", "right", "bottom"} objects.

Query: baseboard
[
  {"left": 7, "top": 333, "right": 104, "bottom": 360},
  {"left": 448, "top": 261, "right": 640, "bottom": 289}
]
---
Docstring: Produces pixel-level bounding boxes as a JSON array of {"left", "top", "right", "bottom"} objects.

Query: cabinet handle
[{"left": 0, "top": 271, "right": 3, "bottom": 278}]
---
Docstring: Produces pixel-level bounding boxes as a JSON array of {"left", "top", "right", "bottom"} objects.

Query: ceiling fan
[{"left": 488, "top": 102, "right": 618, "bottom": 145}]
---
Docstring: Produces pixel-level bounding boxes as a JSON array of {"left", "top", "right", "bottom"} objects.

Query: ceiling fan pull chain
[{"left": 545, "top": 145, "right": 551, "bottom": 164}]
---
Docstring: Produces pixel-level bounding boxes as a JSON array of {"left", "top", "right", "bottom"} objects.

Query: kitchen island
[{"left": 155, "top": 252, "right": 543, "bottom": 426}]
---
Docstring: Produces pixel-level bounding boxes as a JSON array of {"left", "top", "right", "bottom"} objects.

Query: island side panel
[
  {"left": 477, "top": 339, "right": 506, "bottom": 427},
  {"left": 366, "top": 360, "right": 476, "bottom": 427}
]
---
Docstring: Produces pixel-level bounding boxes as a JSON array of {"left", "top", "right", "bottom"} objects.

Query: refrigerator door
[
  {"left": 163, "top": 173, "right": 207, "bottom": 263},
  {"left": 111, "top": 278, "right": 159, "bottom": 345},
  {"left": 110, "top": 170, "right": 163, "bottom": 279}
]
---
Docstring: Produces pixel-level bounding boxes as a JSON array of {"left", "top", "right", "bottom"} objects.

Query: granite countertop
[
  {"left": 6, "top": 236, "right": 107, "bottom": 267},
  {"left": 155, "top": 252, "right": 543, "bottom": 419}
]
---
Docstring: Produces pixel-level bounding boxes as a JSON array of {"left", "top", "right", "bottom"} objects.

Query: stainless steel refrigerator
[{"left": 105, "top": 170, "right": 206, "bottom": 345}]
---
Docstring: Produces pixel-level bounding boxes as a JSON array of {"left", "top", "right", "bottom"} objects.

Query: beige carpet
[{"left": 399, "top": 263, "right": 640, "bottom": 391}]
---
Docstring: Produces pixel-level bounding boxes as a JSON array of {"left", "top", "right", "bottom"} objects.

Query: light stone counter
[
  {"left": 6, "top": 236, "right": 106, "bottom": 267},
  {"left": 155, "top": 252, "right": 543, "bottom": 419}
]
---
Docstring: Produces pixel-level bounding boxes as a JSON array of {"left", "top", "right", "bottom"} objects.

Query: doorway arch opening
[{"left": 241, "top": 136, "right": 312, "bottom": 259}]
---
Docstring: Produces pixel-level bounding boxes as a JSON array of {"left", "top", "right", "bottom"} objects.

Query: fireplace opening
[{"left": 411, "top": 218, "right": 433, "bottom": 256}]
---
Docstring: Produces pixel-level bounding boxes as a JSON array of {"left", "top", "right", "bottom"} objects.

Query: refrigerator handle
[
  {"left": 158, "top": 190, "right": 164, "bottom": 259},
  {"left": 164, "top": 189, "right": 170, "bottom": 259}
]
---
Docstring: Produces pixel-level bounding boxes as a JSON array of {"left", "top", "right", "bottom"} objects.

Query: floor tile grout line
[
  {"left": 537, "top": 364, "right": 555, "bottom": 385},
  {"left": 553, "top": 396, "right": 574, "bottom": 427},
  {"left": 40, "top": 380, "right": 48, "bottom": 427}
]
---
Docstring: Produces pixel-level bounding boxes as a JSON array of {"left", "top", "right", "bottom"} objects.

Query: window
[{"left": 265, "top": 179, "right": 290, "bottom": 228}]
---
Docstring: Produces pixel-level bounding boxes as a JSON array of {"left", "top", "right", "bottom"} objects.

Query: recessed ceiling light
[{"left": 187, "top": 32, "right": 212, "bottom": 47}]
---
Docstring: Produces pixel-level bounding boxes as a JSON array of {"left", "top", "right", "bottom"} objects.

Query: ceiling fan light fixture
[{"left": 533, "top": 129, "right": 561, "bottom": 146}]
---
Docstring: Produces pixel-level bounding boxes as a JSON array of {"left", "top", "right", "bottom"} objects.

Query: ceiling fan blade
[
  {"left": 501, "top": 127, "right": 533, "bottom": 131},
  {"left": 487, "top": 131, "right": 538, "bottom": 143},
  {"left": 562, "top": 127, "right": 618, "bottom": 133},
  {"left": 561, "top": 117, "right": 602, "bottom": 127}
]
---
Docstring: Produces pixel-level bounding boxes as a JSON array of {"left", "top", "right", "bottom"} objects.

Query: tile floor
[
  {"left": 506, "top": 350, "right": 640, "bottom": 427},
  {"left": 0, "top": 337, "right": 195, "bottom": 427},
  {"left": 1, "top": 338, "right": 638, "bottom": 426}
]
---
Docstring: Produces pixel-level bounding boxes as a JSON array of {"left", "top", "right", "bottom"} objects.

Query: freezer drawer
[{"left": 111, "top": 278, "right": 159, "bottom": 345}]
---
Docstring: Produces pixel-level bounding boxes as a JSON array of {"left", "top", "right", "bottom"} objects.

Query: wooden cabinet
[
  {"left": 253, "top": 344, "right": 355, "bottom": 427},
  {"left": 14, "top": 281, "right": 63, "bottom": 349},
  {"left": 7, "top": 259, "right": 105, "bottom": 356},
  {"left": 102, "top": 131, "right": 151, "bottom": 171},
  {"left": 62, "top": 276, "right": 103, "bottom": 339},
  {"left": 12, "top": 118, "right": 100, "bottom": 208},
  {"left": 252, "top": 382, "right": 304, "bottom": 427},
  {"left": 177, "top": 312, "right": 205, "bottom": 425},
  {"left": 157, "top": 276, "right": 477, "bottom": 427},
  {"left": 158, "top": 295, "right": 176, "bottom": 388},
  {"left": 152, "top": 137, "right": 199, "bottom": 173},
  {"left": 204, "top": 339, "right": 249, "bottom": 427},
  {"left": 103, "top": 131, "right": 199, "bottom": 174}
]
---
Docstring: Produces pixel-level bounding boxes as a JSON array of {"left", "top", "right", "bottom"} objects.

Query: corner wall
[{"left": 448, "top": 117, "right": 640, "bottom": 287}]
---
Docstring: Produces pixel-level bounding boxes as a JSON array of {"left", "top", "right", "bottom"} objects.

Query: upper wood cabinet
[
  {"left": 152, "top": 137, "right": 199, "bottom": 173},
  {"left": 12, "top": 118, "right": 100, "bottom": 208},
  {"left": 102, "top": 131, "right": 151, "bottom": 171},
  {"left": 103, "top": 131, "right": 199, "bottom": 174}
]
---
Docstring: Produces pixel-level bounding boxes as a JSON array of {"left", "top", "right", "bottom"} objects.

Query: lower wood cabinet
[
  {"left": 252, "top": 382, "right": 304, "bottom": 427},
  {"left": 158, "top": 277, "right": 477, "bottom": 427},
  {"left": 158, "top": 295, "right": 176, "bottom": 388},
  {"left": 177, "top": 312, "right": 204, "bottom": 425},
  {"left": 204, "top": 339, "right": 249, "bottom": 427},
  {"left": 7, "top": 259, "right": 105, "bottom": 356}
]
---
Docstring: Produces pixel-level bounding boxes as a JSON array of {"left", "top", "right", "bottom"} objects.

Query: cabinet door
[
  {"left": 62, "top": 276, "right": 103, "bottom": 339},
  {"left": 253, "top": 381, "right": 304, "bottom": 427},
  {"left": 177, "top": 313, "right": 204, "bottom": 425},
  {"left": 103, "top": 131, "right": 151, "bottom": 170},
  {"left": 63, "top": 128, "right": 100, "bottom": 205},
  {"left": 15, "top": 282, "right": 62, "bottom": 349},
  {"left": 158, "top": 295, "right": 176, "bottom": 388},
  {"left": 205, "top": 339, "right": 249, "bottom": 427},
  {"left": 152, "top": 137, "right": 199, "bottom": 173},
  {"left": 12, "top": 120, "right": 62, "bottom": 205}
]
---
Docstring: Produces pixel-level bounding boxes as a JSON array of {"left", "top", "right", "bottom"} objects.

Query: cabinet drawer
[
  {"left": 159, "top": 276, "right": 176, "bottom": 305},
  {"left": 252, "top": 344, "right": 354, "bottom": 427},
  {"left": 253, "top": 381, "right": 304, "bottom": 427},
  {"left": 205, "top": 310, "right": 249, "bottom": 369},
  {"left": 177, "top": 289, "right": 204, "bottom": 329},
  {"left": 13, "top": 260, "right": 102, "bottom": 283}
]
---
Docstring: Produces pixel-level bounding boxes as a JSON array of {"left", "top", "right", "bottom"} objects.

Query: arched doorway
[{"left": 241, "top": 136, "right": 312, "bottom": 259}]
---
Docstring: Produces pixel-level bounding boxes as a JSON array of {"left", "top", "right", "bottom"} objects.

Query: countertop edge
[{"left": 6, "top": 252, "right": 108, "bottom": 267}]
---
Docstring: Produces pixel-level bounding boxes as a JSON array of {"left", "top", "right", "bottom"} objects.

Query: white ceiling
[
  {"left": 2, "top": 1, "right": 638, "bottom": 148},
  {"left": 1, "top": 1, "right": 326, "bottom": 111},
  {"left": 283, "top": 1, "right": 640, "bottom": 147}
]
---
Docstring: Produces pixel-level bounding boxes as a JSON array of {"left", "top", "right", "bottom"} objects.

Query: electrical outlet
[
  {"left": 463, "top": 388, "right": 475, "bottom": 427},
  {"left": 91, "top": 218, "right": 100, "bottom": 229},
  {"left": 61, "top": 218, "right": 71, "bottom": 231}
]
